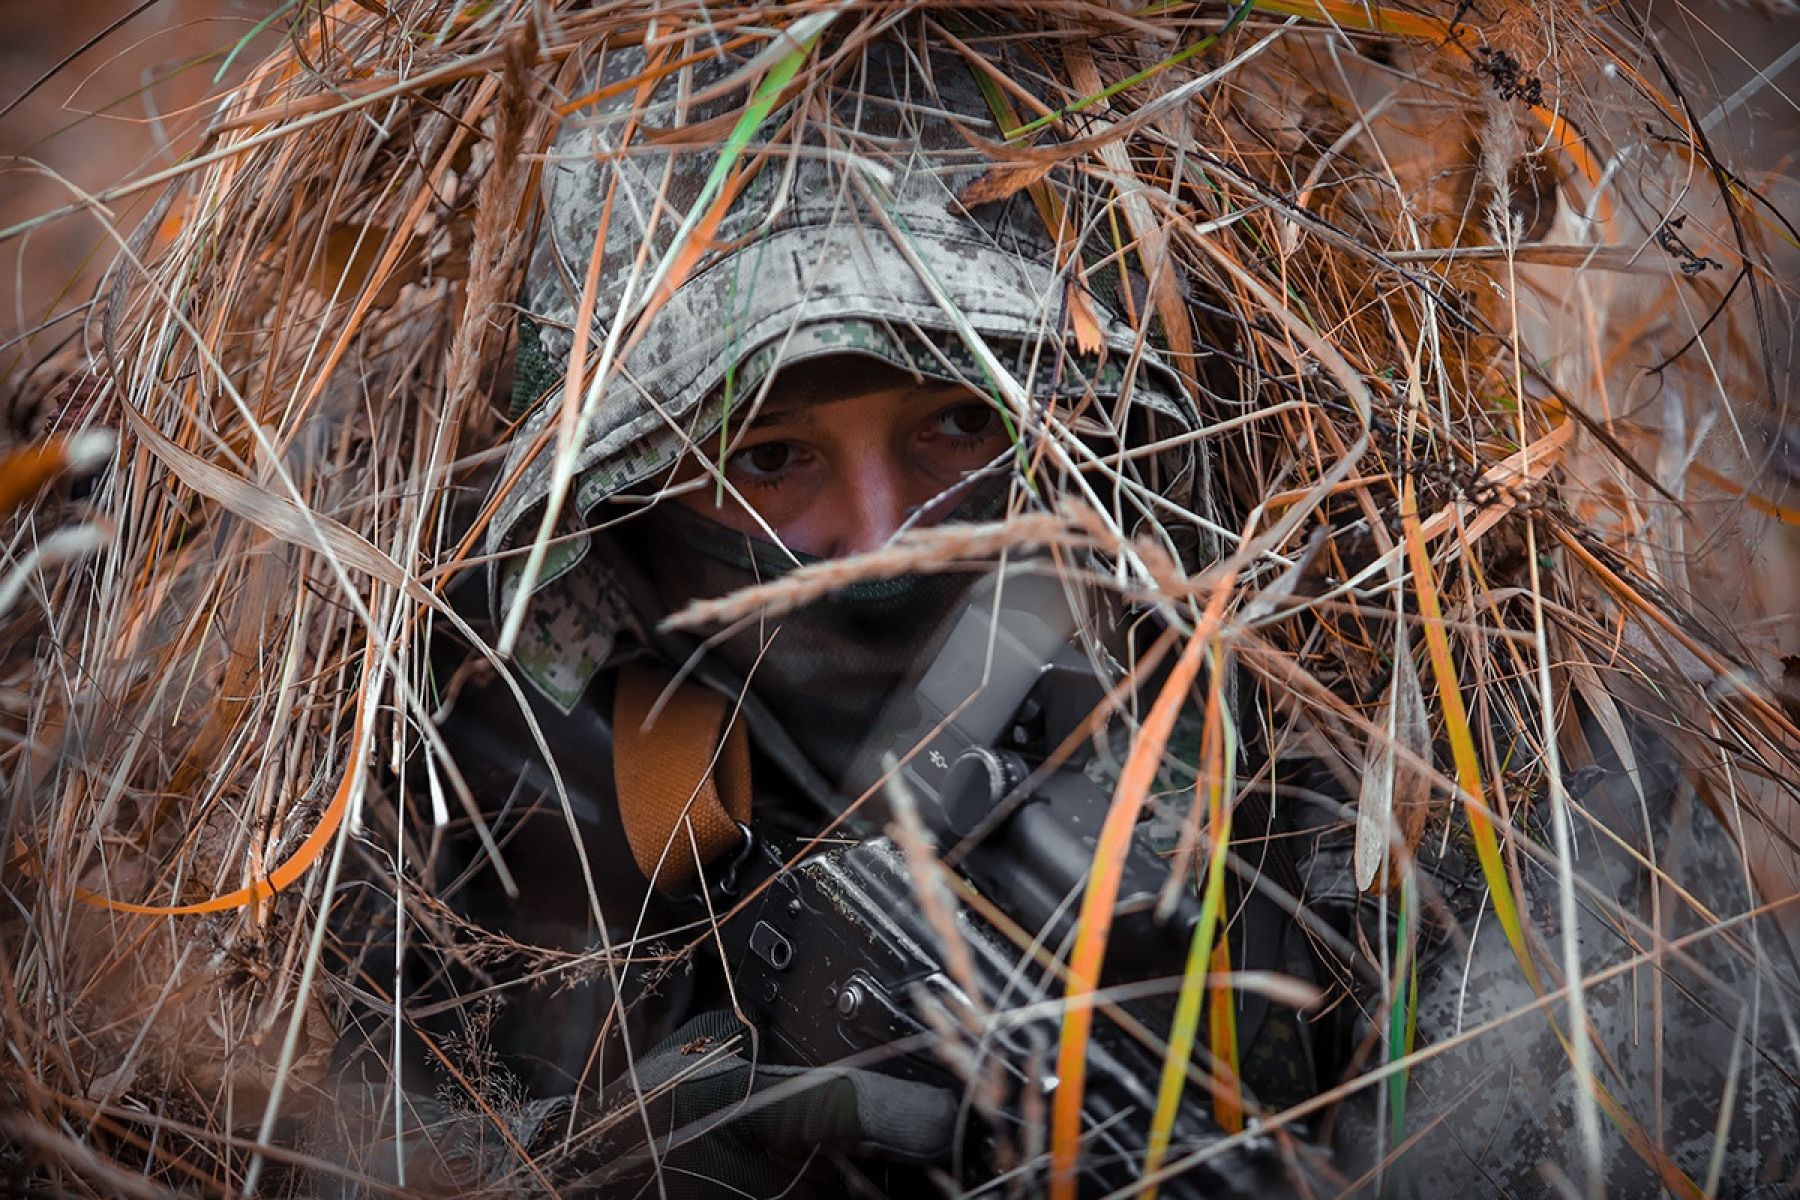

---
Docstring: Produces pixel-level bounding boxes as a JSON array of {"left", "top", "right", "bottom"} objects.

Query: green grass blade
[{"left": 1142, "top": 643, "right": 1238, "bottom": 1196}]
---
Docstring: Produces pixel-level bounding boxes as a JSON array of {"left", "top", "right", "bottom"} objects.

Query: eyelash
[
  {"left": 722, "top": 404, "right": 1003, "bottom": 490},
  {"left": 929, "top": 404, "right": 1006, "bottom": 450},
  {"left": 738, "top": 472, "right": 789, "bottom": 494},
  {"left": 725, "top": 444, "right": 803, "bottom": 491}
]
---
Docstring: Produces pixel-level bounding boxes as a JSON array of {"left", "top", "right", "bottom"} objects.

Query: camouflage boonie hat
[{"left": 487, "top": 28, "right": 1199, "bottom": 595}]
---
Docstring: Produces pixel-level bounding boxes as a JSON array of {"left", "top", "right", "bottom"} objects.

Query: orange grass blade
[
  {"left": 557, "top": 33, "right": 758, "bottom": 116},
  {"left": 1247, "top": 0, "right": 1450, "bottom": 41},
  {"left": 1051, "top": 580, "right": 1234, "bottom": 1199},
  {"left": 1141, "top": 642, "right": 1240, "bottom": 1196},
  {"left": 1687, "top": 460, "right": 1800, "bottom": 526},
  {"left": 12, "top": 636, "right": 372, "bottom": 917},
  {"left": 1206, "top": 938, "right": 1242, "bottom": 1132},
  {"left": 1249, "top": 0, "right": 1606, "bottom": 216}
]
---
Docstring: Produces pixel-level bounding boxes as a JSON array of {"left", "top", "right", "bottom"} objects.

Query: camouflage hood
[{"left": 490, "top": 24, "right": 1205, "bottom": 706}]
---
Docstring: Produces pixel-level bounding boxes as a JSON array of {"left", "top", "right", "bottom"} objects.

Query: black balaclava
[{"left": 631, "top": 474, "right": 1009, "bottom": 796}]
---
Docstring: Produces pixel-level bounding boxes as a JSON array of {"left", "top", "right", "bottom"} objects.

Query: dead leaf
[
  {"left": 1067, "top": 281, "right": 1103, "bottom": 356},
  {"left": 955, "top": 160, "right": 1054, "bottom": 208},
  {"left": 1355, "top": 724, "right": 1396, "bottom": 893},
  {"left": 1356, "top": 619, "right": 1431, "bottom": 892}
]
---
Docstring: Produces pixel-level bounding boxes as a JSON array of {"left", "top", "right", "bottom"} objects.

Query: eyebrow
[
  {"left": 736, "top": 380, "right": 978, "bottom": 433},
  {"left": 743, "top": 401, "right": 818, "bottom": 430}
]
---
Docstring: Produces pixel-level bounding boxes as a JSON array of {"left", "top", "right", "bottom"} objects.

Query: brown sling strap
[{"left": 612, "top": 660, "right": 752, "bottom": 893}]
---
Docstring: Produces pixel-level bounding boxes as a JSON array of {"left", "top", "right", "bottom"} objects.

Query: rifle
[{"left": 715, "top": 570, "right": 1299, "bottom": 1197}]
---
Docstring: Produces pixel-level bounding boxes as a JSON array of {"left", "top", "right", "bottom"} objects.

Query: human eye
[
  {"left": 927, "top": 400, "right": 1005, "bottom": 446},
  {"left": 725, "top": 440, "right": 808, "bottom": 488}
]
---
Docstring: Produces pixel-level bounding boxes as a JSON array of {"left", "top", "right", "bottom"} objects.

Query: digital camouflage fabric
[{"left": 490, "top": 34, "right": 1203, "bottom": 711}]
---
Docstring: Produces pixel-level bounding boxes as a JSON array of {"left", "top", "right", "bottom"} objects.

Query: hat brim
[{"left": 491, "top": 214, "right": 1194, "bottom": 566}]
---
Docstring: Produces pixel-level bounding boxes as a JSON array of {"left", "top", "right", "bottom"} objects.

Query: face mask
[{"left": 636, "top": 481, "right": 1007, "bottom": 794}]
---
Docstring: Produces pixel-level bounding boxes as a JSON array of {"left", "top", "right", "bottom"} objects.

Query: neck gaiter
[{"left": 634, "top": 483, "right": 1006, "bottom": 794}]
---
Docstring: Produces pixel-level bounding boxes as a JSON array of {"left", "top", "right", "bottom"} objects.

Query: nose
[{"left": 824, "top": 449, "right": 915, "bottom": 557}]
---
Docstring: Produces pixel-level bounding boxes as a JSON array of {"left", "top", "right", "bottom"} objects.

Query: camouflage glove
[
  {"left": 571, "top": 1010, "right": 960, "bottom": 1199},
  {"left": 312, "top": 1086, "right": 570, "bottom": 1198}
]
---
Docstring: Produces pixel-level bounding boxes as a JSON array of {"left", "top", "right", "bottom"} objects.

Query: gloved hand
[
  {"left": 568, "top": 1010, "right": 960, "bottom": 1199},
  {"left": 311, "top": 1084, "right": 571, "bottom": 1199}
]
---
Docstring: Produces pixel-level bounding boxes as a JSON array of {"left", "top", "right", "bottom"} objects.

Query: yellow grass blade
[
  {"left": 1399, "top": 478, "right": 1539, "bottom": 990},
  {"left": 1140, "top": 642, "right": 1240, "bottom": 1196},
  {"left": 1050, "top": 593, "right": 1229, "bottom": 1199},
  {"left": 1402, "top": 482, "right": 1706, "bottom": 1197}
]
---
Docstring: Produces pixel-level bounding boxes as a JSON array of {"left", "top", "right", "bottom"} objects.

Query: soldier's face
[{"left": 671, "top": 356, "right": 1009, "bottom": 558}]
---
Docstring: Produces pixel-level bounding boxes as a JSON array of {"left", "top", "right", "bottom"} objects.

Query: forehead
[{"left": 744, "top": 354, "right": 979, "bottom": 425}]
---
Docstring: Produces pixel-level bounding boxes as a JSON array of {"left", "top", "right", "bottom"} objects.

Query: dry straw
[{"left": 1, "top": 2, "right": 1794, "bottom": 1196}]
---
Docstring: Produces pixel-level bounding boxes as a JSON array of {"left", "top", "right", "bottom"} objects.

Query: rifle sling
[{"left": 612, "top": 661, "right": 752, "bottom": 893}]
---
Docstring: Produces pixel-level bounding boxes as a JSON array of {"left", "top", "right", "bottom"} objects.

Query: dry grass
[{"left": 1, "top": 2, "right": 1795, "bottom": 1196}]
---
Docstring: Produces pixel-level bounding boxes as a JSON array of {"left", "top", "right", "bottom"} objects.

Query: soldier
[{"left": 322, "top": 17, "right": 1799, "bottom": 1200}]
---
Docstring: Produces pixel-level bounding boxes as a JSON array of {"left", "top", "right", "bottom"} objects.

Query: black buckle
[{"left": 714, "top": 820, "right": 757, "bottom": 897}]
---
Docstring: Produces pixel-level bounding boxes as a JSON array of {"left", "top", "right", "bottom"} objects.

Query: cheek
[
  {"left": 913, "top": 435, "right": 1005, "bottom": 485},
  {"left": 669, "top": 466, "right": 825, "bottom": 548},
  {"left": 671, "top": 486, "right": 754, "bottom": 534},
  {"left": 667, "top": 457, "right": 760, "bottom": 530}
]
